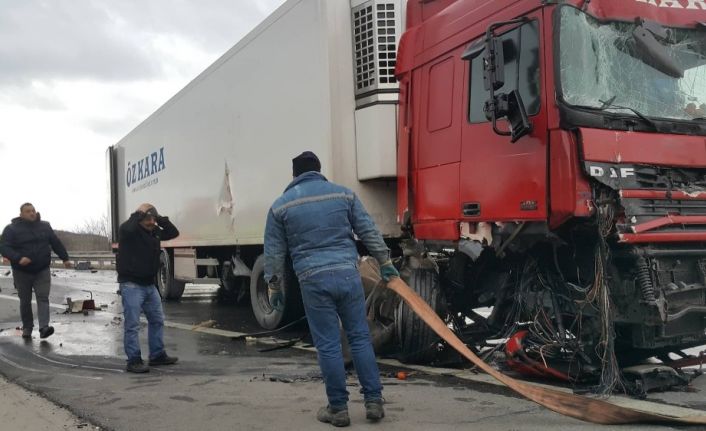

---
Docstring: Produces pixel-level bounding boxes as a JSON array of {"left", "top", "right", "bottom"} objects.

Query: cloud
[
  {"left": 0, "top": 84, "right": 66, "bottom": 111},
  {"left": 0, "top": 2, "right": 160, "bottom": 84},
  {"left": 0, "top": 0, "right": 287, "bottom": 230},
  {"left": 85, "top": 115, "right": 144, "bottom": 137},
  {"left": 0, "top": 0, "right": 287, "bottom": 85}
]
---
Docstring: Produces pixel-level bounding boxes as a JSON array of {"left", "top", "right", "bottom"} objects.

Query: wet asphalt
[{"left": 0, "top": 267, "right": 704, "bottom": 431}]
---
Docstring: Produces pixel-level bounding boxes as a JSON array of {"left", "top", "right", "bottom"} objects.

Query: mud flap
[{"left": 385, "top": 277, "right": 706, "bottom": 425}]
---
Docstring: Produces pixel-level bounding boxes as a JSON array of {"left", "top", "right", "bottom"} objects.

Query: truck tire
[
  {"left": 158, "top": 251, "right": 186, "bottom": 301},
  {"left": 250, "top": 255, "right": 304, "bottom": 330},
  {"left": 395, "top": 268, "right": 443, "bottom": 364}
]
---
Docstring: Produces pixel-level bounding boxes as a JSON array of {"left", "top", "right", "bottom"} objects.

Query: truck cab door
[{"left": 459, "top": 14, "right": 548, "bottom": 222}]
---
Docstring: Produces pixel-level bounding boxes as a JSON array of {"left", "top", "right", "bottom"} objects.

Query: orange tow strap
[{"left": 386, "top": 278, "right": 706, "bottom": 425}]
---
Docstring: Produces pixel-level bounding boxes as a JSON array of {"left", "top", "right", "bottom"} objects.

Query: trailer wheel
[
  {"left": 158, "top": 251, "right": 186, "bottom": 301},
  {"left": 395, "top": 267, "right": 443, "bottom": 364},
  {"left": 250, "top": 255, "right": 304, "bottom": 330}
]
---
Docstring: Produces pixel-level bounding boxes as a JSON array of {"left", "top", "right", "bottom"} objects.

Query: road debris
[
  {"left": 258, "top": 338, "right": 302, "bottom": 353},
  {"left": 192, "top": 320, "right": 217, "bottom": 330},
  {"left": 622, "top": 365, "right": 695, "bottom": 399},
  {"left": 253, "top": 372, "right": 323, "bottom": 384},
  {"left": 75, "top": 262, "right": 92, "bottom": 271},
  {"left": 386, "top": 277, "right": 706, "bottom": 425},
  {"left": 230, "top": 316, "right": 307, "bottom": 341},
  {"left": 65, "top": 291, "right": 97, "bottom": 314}
]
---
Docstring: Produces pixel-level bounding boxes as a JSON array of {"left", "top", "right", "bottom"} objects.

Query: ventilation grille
[
  {"left": 353, "top": 4, "right": 376, "bottom": 91},
  {"left": 352, "top": 1, "right": 400, "bottom": 98}
]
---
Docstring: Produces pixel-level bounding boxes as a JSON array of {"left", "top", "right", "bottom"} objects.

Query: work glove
[
  {"left": 380, "top": 261, "right": 400, "bottom": 282},
  {"left": 268, "top": 277, "right": 285, "bottom": 312}
]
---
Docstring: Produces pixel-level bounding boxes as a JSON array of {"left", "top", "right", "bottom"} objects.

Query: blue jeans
[
  {"left": 300, "top": 267, "right": 382, "bottom": 409},
  {"left": 120, "top": 282, "right": 165, "bottom": 363}
]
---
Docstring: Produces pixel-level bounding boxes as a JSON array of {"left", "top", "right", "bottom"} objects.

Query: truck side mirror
[
  {"left": 504, "top": 90, "right": 532, "bottom": 143},
  {"left": 464, "top": 17, "right": 533, "bottom": 143},
  {"left": 631, "top": 24, "right": 684, "bottom": 78},
  {"left": 620, "top": 19, "right": 684, "bottom": 79},
  {"left": 484, "top": 90, "right": 532, "bottom": 143},
  {"left": 483, "top": 37, "right": 505, "bottom": 92}
]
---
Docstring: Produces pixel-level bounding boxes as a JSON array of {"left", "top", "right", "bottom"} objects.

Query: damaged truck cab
[{"left": 394, "top": 0, "right": 706, "bottom": 378}]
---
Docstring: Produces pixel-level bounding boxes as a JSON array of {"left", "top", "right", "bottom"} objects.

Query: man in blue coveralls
[{"left": 264, "top": 151, "right": 399, "bottom": 427}]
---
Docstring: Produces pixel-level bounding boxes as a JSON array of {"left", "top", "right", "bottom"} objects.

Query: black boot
[
  {"left": 39, "top": 326, "right": 54, "bottom": 339},
  {"left": 149, "top": 352, "right": 178, "bottom": 366},
  {"left": 316, "top": 406, "right": 350, "bottom": 427},
  {"left": 126, "top": 359, "right": 150, "bottom": 373},
  {"left": 365, "top": 399, "right": 385, "bottom": 421}
]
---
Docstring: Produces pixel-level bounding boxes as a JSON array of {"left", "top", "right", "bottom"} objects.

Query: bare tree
[
  {"left": 73, "top": 214, "right": 110, "bottom": 238},
  {"left": 66, "top": 214, "right": 111, "bottom": 251}
]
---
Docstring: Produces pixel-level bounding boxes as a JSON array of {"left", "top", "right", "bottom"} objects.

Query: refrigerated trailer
[
  {"left": 107, "top": 0, "right": 405, "bottom": 329},
  {"left": 110, "top": 0, "right": 706, "bottom": 381}
]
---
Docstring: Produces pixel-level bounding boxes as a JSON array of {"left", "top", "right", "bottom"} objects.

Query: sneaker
[
  {"left": 149, "top": 352, "right": 178, "bottom": 366},
  {"left": 365, "top": 399, "right": 385, "bottom": 421},
  {"left": 39, "top": 326, "right": 54, "bottom": 339},
  {"left": 316, "top": 406, "right": 350, "bottom": 427},
  {"left": 126, "top": 360, "right": 150, "bottom": 373},
  {"left": 21, "top": 328, "right": 32, "bottom": 339}
]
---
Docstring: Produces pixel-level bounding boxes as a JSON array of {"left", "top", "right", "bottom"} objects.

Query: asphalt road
[{"left": 0, "top": 267, "right": 705, "bottom": 431}]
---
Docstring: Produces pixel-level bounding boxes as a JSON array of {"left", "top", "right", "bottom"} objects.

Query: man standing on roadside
[
  {"left": 117, "top": 203, "right": 179, "bottom": 373},
  {"left": 264, "top": 152, "right": 399, "bottom": 427},
  {"left": 0, "top": 203, "right": 71, "bottom": 339}
]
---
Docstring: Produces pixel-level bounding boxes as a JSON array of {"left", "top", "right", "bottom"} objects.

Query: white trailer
[{"left": 107, "top": 0, "right": 405, "bottom": 329}]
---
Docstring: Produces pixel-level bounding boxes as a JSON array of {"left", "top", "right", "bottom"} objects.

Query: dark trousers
[{"left": 13, "top": 268, "right": 51, "bottom": 330}]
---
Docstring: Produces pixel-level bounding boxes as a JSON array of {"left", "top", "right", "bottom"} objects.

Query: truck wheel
[
  {"left": 395, "top": 267, "right": 443, "bottom": 364},
  {"left": 158, "top": 251, "right": 186, "bottom": 301},
  {"left": 250, "top": 255, "right": 304, "bottom": 330}
]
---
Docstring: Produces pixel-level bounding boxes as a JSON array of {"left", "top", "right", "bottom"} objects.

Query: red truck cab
[{"left": 392, "top": 0, "right": 706, "bottom": 379}]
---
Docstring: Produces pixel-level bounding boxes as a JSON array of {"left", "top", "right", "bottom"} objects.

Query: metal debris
[
  {"left": 66, "top": 291, "right": 97, "bottom": 313},
  {"left": 258, "top": 337, "right": 302, "bottom": 353},
  {"left": 254, "top": 372, "right": 323, "bottom": 384},
  {"left": 192, "top": 320, "right": 217, "bottom": 330}
]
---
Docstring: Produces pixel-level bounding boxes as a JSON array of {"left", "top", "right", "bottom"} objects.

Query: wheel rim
[
  {"left": 158, "top": 260, "right": 168, "bottom": 297},
  {"left": 256, "top": 273, "right": 274, "bottom": 314}
]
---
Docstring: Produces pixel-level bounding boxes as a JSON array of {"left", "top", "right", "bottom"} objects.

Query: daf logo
[
  {"left": 636, "top": 0, "right": 706, "bottom": 9},
  {"left": 589, "top": 166, "right": 636, "bottom": 179}
]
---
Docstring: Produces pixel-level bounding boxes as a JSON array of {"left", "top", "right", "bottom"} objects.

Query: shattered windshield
[{"left": 559, "top": 6, "right": 706, "bottom": 122}]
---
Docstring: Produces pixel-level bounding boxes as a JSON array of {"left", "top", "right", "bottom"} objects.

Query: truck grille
[{"left": 634, "top": 166, "right": 706, "bottom": 190}]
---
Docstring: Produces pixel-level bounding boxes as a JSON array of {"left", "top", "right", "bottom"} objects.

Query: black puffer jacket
[
  {"left": 116, "top": 212, "right": 179, "bottom": 285},
  {"left": 0, "top": 215, "right": 69, "bottom": 274}
]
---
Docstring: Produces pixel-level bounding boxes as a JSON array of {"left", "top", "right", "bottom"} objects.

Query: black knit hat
[{"left": 292, "top": 151, "right": 321, "bottom": 177}]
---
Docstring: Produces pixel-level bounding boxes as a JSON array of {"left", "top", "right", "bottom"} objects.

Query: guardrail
[
  {"left": 0, "top": 252, "right": 115, "bottom": 270},
  {"left": 54, "top": 252, "right": 115, "bottom": 270}
]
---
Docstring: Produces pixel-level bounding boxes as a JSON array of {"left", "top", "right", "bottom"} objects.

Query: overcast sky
[{"left": 0, "top": 0, "right": 286, "bottom": 231}]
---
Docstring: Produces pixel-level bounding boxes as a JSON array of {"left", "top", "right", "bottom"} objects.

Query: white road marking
[
  {"left": 0, "top": 353, "right": 102, "bottom": 381},
  {"left": 27, "top": 350, "right": 124, "bottom": 373},
  {"left": 0, "top": 294, "right": 65, "bottom": 310}
]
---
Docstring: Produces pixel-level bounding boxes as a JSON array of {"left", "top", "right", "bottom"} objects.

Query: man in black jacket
[
  {"left": 0, "top": 203, "right": 71, "bottom": 339},
  {"left": 117, "top": 203, "right": 179, "bottom": 373}
]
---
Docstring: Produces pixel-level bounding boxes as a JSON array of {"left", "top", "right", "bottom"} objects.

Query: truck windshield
[{"left": 558, "top": 6, "right": 706, "bottom": 122}]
